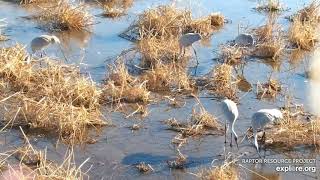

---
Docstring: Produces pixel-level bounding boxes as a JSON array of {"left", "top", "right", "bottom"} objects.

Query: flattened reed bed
[
  {"left": 34, "top": 1, "right": 94, "bottom": 31},
  {"left": 20, "top": 0, "right": 58, "bottom": 4},
  {"left": 0, "top": 44, "right": 107, "bottom": 144}
]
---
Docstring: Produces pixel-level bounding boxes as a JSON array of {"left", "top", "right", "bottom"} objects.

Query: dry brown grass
[
  {"left": 291, "top": 1, "right": 320, "bottom": 22},
  {"left": 35, "top": 1, "right": 94, "bottom": 31},
  {"left": 252, "top": 38, "right": 284, "bottom": 59},
  {"left": 266, "top": 105, "right": 320, "bottom": 150},
  {"left": 135, "top": 5, "right": 224, "bottom": 39},
  {"left": 137, "top": 37, "right": 180, "bottom": 67},
  {"left": 20, "top": 0, "right": 58, "bottom": 4},
  {"left": 101, "top": 0, "right": 133, "bottom": 18},
  {"left": 102, "top": 62, "right": 150, "bottom": 104},
  {"left": 0, "top": 44, "right": 107, "bottom": 144},
  {"left": 288, "top": 16, "right": 318, "bottom": 51},
  {"left": 198, "top": 161, "right": 239, "bottom": 180},
  {"left": 164, "top": 103, "right": 222, "bottom": 138},
  {"left": 255, "top": 0, "right": 284, "bottom": 12},
  {"left": 207, "top": 64, "right": 237, "bottom": 101},
  {"left": 219, "top": 45, "right": 248, "bottom": 65},
  {"left": 256, "top": 78, "right": 281, "bottom": 99}
]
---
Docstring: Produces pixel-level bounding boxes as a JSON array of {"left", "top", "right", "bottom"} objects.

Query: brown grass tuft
[
  {"left": 35, "top": 1, "right": 94, "bottom": 31},
  {"left": 256, "top": 78, "right": 281, "bottom": 99},
  {"left": 291, "top": 1, "right": 320, "bottom": 22},
  {"left": 252, "top": 38, "right": 284, "bottom": 59},
  {"left": 133, "top": 5, "right": 224, "bottom": 40},
  {"left": 219, "top": 45, "right": 248, "bottom": 65},
  {"left": 101, "top": 0, "right": 133, "bottom": 18},
  {"left": 102, "top": 62, "right": 150, "bottom": 104},
  {"left": 198, "top": 161, "right": 239, "bottom": 180},
  {"left": 288, "top": 16, "right": 318, "bottom": 51},
  {"left": 255, "top": 0, "right": 284, "bottom": 12},
  {"left": 207, "top": 64, "right": 237, "bottom": 101}
]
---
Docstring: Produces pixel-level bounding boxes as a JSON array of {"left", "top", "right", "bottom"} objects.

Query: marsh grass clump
[
  {"left": 165, "top": 103, "right": 222, "bottom": 138},
  {"left": 137, "top": 37, "right": 180, "bottom": 67},
  {"left": 266, "top": 105, "right": 320, "bottom": 150},
  {"left": 35, "top": 1, "right": 94, "bottom": 31},
  {"left": 256, "top": 78, "right": 281, "bottom": 99},
  {"left": 198, "top": 161, "right": 239, "bottom": 180},
  {"left": 290, "top": 1, "right": 320, "bottom": 22},
  {"left": 219, "top": 45, "right": 248, "bottom": 65},
  {"left": 20, "top": 0, "right": 58, "bottom": 4},
  {"left": 0, "top": 44, "right": 106, "bottom": 144},
  {"left": 102, "top": 62, "right": 150, "bottom": 104},
  {"left": 252, "top": 38, "right": 284, "bottom": 59},
  {"left": 207, "top": 64, "right": 237, "bottom": 101},
  {"left": 135, "top": 5, "right": 224, "bottom": 39},
  {"left": 140, "top": 63, "right": 196, "bottom": 93},
  {"left": 191, "top": 105, "right": 221, "bottom": 130},
  {"left": 101, "top": 0, "right": 133, "bottom": 18},
  {"left": 135, "top": 162, "right": 153, "bottom": 173},
  {"left": 288, "top": 16, "right": 318, "bottom": 51},
  {"left": 255, "top": 0, "right": 284, "bottom": 12}
]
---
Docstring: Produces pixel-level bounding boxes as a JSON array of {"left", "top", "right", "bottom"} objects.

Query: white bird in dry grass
[
  {"left": 222, "top": 99, "right": 239, "bottom": 148},
  {"left": 251, "top": 109, "right": 283, "bottom": 151},
  {"left": 235, "top": 33, "right": 255, "bottom": 47},
  {"left": 30, "top": 35, "right": 61, "bottom": 57},
  {"left": 178, "top": 33, "right": 201, "bottom": 64}
]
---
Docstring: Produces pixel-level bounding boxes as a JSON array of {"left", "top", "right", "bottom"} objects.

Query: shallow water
[{"left": 0, "top": 0, "right": 320, "bottom": 179}]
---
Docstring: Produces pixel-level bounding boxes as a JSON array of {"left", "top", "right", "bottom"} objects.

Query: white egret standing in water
[
  {"left": 178, "top": 33, "right": 201, "bottom": 64},
  {"left": 30, "top": 35, "right": 68, "bottom": 62},
  {"left": 251, "top": 109, "right": 283, "bottom": 151},
  {"left": 222, "top": 99, "right": 239, "bottom": 148}
]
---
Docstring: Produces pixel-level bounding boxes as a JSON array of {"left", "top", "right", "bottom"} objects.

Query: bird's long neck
[{"left": 231, "top": 119, "right": 238, "bottom": 138}]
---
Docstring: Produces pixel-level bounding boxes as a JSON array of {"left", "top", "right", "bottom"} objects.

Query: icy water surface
[{"left": 0, "top": 0, "right": 319, "bottom": 179}]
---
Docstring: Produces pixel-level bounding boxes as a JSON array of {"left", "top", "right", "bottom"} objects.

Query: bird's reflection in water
[
  {"left": 55, "top": 30, "right": 92, "bottom": 55},
  {"left": 308, "top": 48, "right": 320, "bottom": 116}
]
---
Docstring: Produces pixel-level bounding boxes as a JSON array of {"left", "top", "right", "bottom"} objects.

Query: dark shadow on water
[{"left": 122, "top": 152, "right": 217, "bottom": 168}]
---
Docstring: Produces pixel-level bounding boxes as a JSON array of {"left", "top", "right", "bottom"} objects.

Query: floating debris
[{"left": 135, "top": 162, "right": 154, "bottom": 173}]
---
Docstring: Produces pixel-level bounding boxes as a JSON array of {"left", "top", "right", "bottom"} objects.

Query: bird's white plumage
[
  {"left": 235, "top": 33, "right": 255, "bottom": 46},
  {"left": 251, "top": 108, "right": 283, "bottom": 151},
  {"left": 30, "top": 35, "right": 60, "bottom": 54},
  {"left": 221, "top": 99, "right": 239, "bottom": 146},
  {"left": 179, "top": 33, "right": 201, "bottom": 48}
]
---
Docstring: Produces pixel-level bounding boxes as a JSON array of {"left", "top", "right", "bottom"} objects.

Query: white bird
[
  {"left": 178, "top": 33, "right": 201, "bottom": 64},
  {"left": 251, "top": 109, "right": 283, "bottom": 151},
  {"left": 30, "top": 35, "right": 61, "bottom": 57},
  {"left": 235, "top": 33, "right": 255, "bottom": 47},
  {"left": 222, "top": 99, "right": 239, "bottom": 148}
]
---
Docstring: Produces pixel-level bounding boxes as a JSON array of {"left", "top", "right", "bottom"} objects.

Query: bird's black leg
[
  {"left": 192, "top": 46, "right": 199, "bottom": 65},
  {"left": 224, "top": 123, "right": 227, "bottom": 144},
  {"left": 230, "top": 132, "right": 233, "bottom": 147}
]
